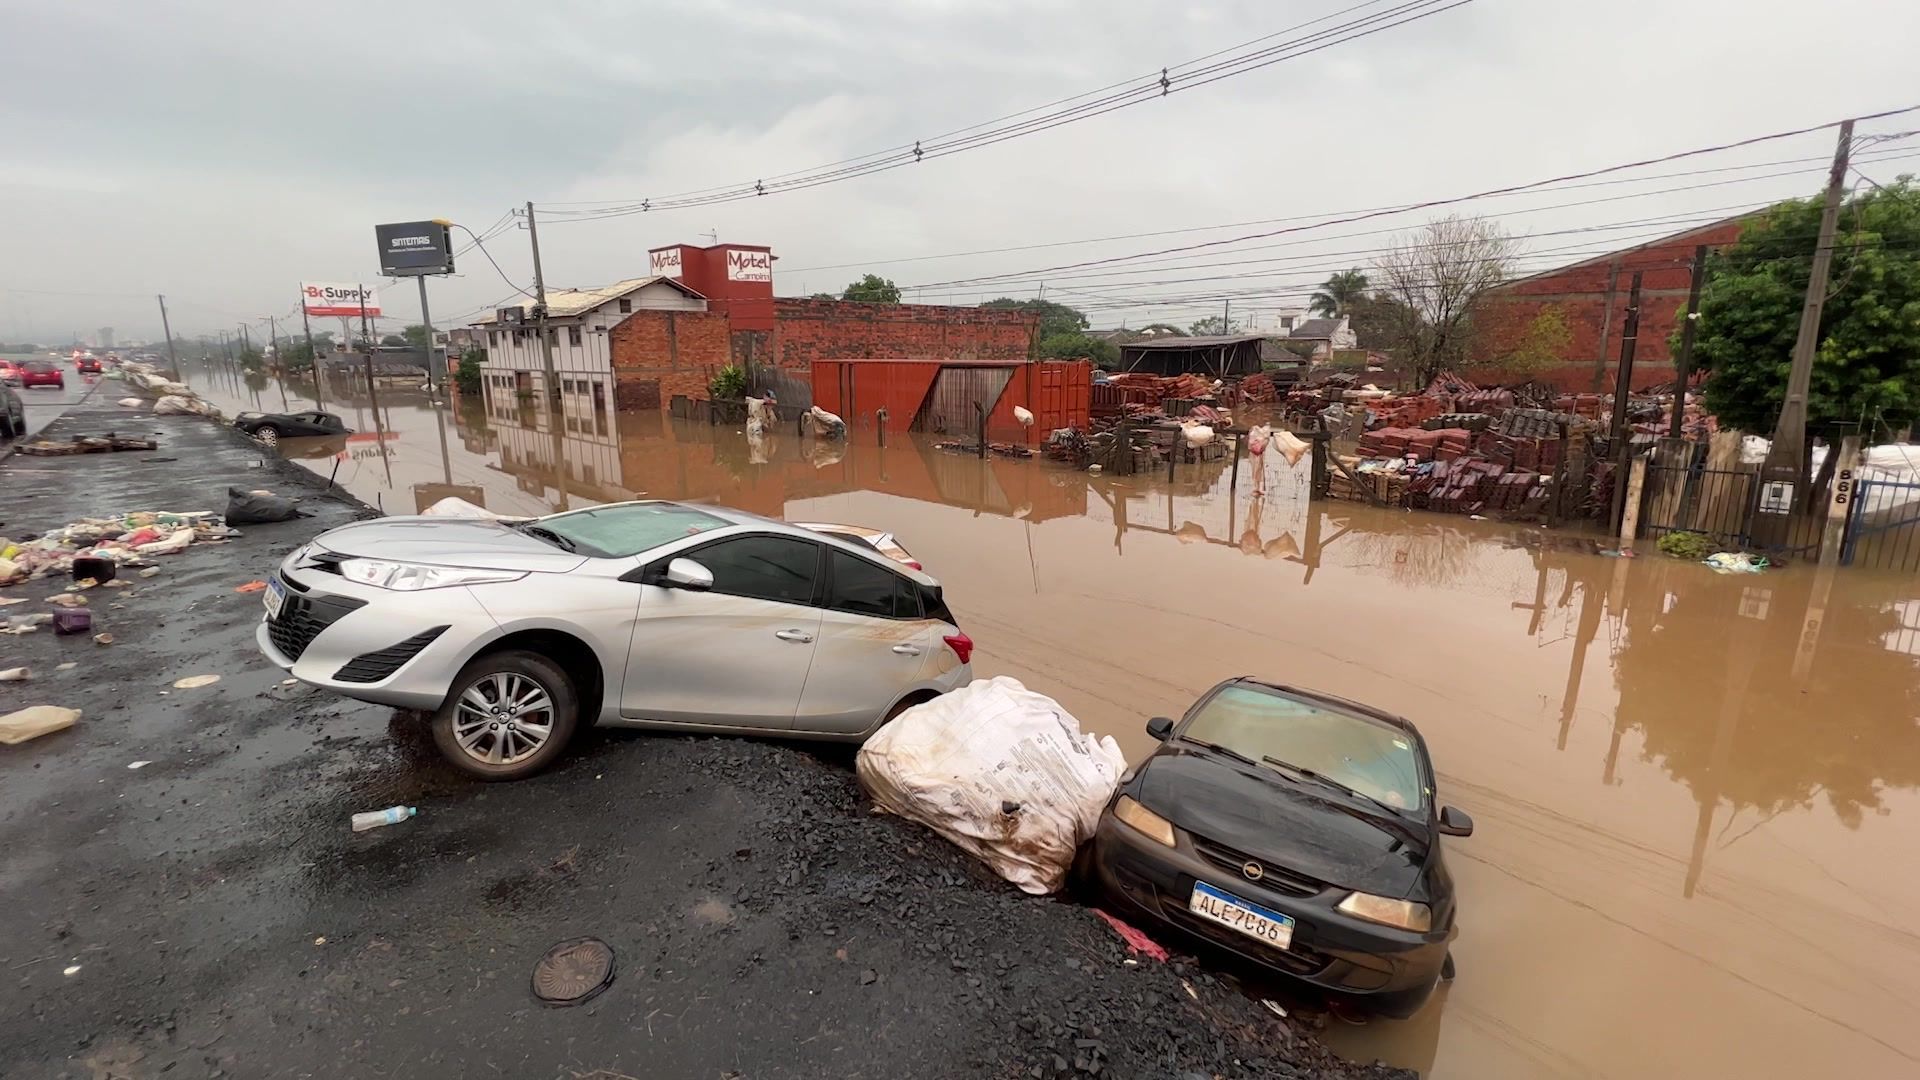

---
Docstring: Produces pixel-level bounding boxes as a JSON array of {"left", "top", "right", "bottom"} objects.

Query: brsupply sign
[
  {"left": 301, "top": 282, "right": 381, "bottom": 318},
  {"left": 726, "top": 248, "right": 773, "bottom": 282},
  {"left": 648, "top": 247, "right": 683, "bottom": 279},
  {"left": 374, "top": 220, "right": 455, "bottom": 277}
]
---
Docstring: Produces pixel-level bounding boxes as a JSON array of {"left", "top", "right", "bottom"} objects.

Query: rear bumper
[
  {"left": 1089, "top": 811, "right": 1449, "bottom": 1001},
  {"left": 255, "top": 566, "right": 496, "bottom": 711}
]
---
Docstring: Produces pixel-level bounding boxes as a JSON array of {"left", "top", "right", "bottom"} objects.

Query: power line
[{"left": 453, "top": 223, "right": 537, "bottom": 299}]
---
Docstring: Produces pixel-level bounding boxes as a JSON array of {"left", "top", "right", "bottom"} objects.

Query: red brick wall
[
  {"left": 608, "top": 309, "right": 734, "bottom": 408},
  {"left": 763, "top": 299, "right": 1037, "bottom": 373},
  {"left": 1470, "top": 217, "right": 1749, "bottom": 391}
]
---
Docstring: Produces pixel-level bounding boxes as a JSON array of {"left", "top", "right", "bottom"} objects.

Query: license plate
[
  {"left": 263, "top": 577, "right": 287, "bottom": 621},
  {"left": 1190, "top": 880, "right": 1295, "bottom": 951}
]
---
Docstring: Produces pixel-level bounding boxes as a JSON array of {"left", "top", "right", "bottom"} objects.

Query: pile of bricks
[
  {"left": 1453, "top": 388, "right": 1517, "bottom": 414},
  {"left": 1407, "top": 459, "right": 1548, "bottom": 515},
  {"left": 1238, "top": 373, "right": 1278, "bottom": 403},
  {"left": 1473, "top": 430, "right": 1562, "bottom": 472},
  {"left": 1552, "top": 393, "right": 1610, "bottom": 419},
  {"left": 1357, "top": 426, "right": 1476, "bottom": 463},
  {"left": 1366, "top": 395, "right": 1445, "bottom": 429},
  {"left": 1422, "top": 413, "right": 1493, "bottom": 432}
]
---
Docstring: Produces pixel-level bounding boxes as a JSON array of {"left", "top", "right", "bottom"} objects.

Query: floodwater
[{"left": 183, "top": 360, "right": 1920, "bottom": 1079}]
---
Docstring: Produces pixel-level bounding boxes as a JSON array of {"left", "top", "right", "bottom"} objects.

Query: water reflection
[{"left": 176, "top": 358, "right": 1920, "bottom": 1079}]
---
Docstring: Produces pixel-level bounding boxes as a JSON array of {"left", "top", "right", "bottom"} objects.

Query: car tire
[
  {"left": 430, "top": 649, "right": 579, "bottom": 782},
  {"left": 253, "top": 425, "right": 280, "bottom": 446}
]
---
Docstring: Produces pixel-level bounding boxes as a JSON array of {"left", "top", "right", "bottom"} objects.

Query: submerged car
[
  {"left": 1088, "top": 678, "right": 1470, "bottom": 1018},
  {"left": 233, "top": 410, "right": 350, "bottom": 444},
  {"left": 256, "top": 501, "right": 973, "bottom": 780},
  {"left": 795, "top": 522, "right": 922, "bottom": 570},
  {"left": 19, "top": 361, "right": 64, "bottom": 389}
]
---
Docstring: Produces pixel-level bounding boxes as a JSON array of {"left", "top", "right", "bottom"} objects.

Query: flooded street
[{"left": 186, "top": 362, "right": 1920, "bottom": 1078}]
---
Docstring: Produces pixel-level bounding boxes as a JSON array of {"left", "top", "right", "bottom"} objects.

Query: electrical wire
[{"left": 452, "top": 223, "right": 537, "bottom": 300}]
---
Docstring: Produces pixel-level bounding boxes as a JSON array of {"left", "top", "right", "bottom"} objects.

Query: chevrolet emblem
[{"left": 1242, "top": 861, "right": 1264, "bottom": 882}]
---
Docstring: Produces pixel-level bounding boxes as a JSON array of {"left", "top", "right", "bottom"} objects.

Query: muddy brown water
[{"left": 189, "top": 364, "right": 1920, "bottom": 1078}]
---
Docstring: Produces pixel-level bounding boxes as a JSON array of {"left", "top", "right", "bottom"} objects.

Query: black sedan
[
  {"left": 1086, "top": 678, "right": 1471, "bottom": 1018},
  {"left": 233, "top": 410, "right": 350, "bottom": 444}
]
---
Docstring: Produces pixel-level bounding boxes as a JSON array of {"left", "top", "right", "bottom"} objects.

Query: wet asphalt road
[{"left": 0, "top": 403, "right": 1407, "bottom": 1080}]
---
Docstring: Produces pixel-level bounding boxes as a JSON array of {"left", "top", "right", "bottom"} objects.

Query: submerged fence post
[
  {"left": 1618, "top": 454, "right": 1650, "bottom": 551},
  {"left": 876, "top": 407, "right": 888, "bottom": 447},
  {"left": 975, "top": 403, "right": 987, "bottom": 459}
]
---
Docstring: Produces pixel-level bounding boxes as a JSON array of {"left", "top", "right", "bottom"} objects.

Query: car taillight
[
  {"left": 905, "top": 560, "right": 923, "bottom": 571},
  {"left": 942, "top": 632, "right": 973, "bottom": 664}
]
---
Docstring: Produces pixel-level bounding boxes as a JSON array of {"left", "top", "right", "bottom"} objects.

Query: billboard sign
[
  {"left": 374, "top": 220, "right": 455, "bottom": 277},
  {"left": 725, "top": 248, "right": 773, "bottom": 282},
  {"left": 648, "top": 247, "right": 683, "bottom": 279},
  {"left": 302, "top": 282, "right": 381, "bottom": 318}
]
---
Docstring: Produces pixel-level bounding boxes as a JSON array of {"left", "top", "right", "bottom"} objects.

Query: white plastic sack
[
  {"left": 1272, "top": 428, "right": 1311, "bottom": 467},
  {"left": 421, "top": 497, "right": 504, "bottom": 519},
  {"left": 117, "top": 397, "right": 144, "bottom": 409},
  {"left": 152, "top": 394, "right": 218, "bottom": 418},
  {"left": 856, "top": 676, "right": 1126, "bottom": 895}
]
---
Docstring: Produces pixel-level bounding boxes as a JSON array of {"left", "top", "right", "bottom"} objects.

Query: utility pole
[
  {"left": 1606, "top": 271, "right": 1643, "bottom": 532},
  {"left": 1669, "top": 244, "right": 1708, "bottom": 439},
  {"left": 524, "top": 201, "right": 562, "bottom": 413},
  {"left": 1221, "top": 298, "right": 1232, "bottom": 335},
  {"left": 1755, "top": 119, "right": 1854, "bottom": 548},
  {"left": 415, "top": 276, "right": 440, "bottom": 398},
  {"left": 267, "top": 315, "right": 289, "bottom": 410},
  {"left": 299, "top": 288, "right": 324, "bottom": 411},
  {"left": 155, "top": 295, "right": 180, "bottom": 381}
]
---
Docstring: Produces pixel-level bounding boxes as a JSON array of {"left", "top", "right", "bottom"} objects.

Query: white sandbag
[
  {"left": 856, "top": 676, "right": 1127, "bottom": 895},
  {"left": 152, "top": 394, "right": 218, "bottom": 418},
  {"left": 1272, "top": 428, "right": 1311, "bottom": 467},
  {"left": 1247, "top": 423, "right": 1272, "bottom": 457},
  {"left": 117, "top": 397, "right": 145, "bottom": 409},
  {"left": 421, "top": 497, "right": 503, "bottom": 519},
  {"left": 1013, "top": 405, "right": 1035, "bottom": 427},
  {"left": 1182, "top": 422, "right": 1215, "bottom": 449},
  {"left": 0, "top": 705, "right": 80, "bottom": 745},
  {"left": 807, "top": 405, "right": 846, "bottom": 438}
]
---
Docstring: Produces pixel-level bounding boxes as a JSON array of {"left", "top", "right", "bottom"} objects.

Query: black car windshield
[
  {"left": 529, "top": 503, "right": 728, "bottom": 558},
  {"left": 1183, "top": 684, "right": 1426, "bottom": 812}
]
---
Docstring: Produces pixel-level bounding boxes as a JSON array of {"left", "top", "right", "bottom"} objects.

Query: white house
[{"left": 1286, "top": 315, "right": 1359, "bottom": 360}]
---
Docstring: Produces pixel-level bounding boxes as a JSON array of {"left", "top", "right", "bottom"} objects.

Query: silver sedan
[{"left": 256, "top": 502, "right": 973, "bottom": 780}]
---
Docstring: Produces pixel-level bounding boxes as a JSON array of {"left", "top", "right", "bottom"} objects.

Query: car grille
[
  {"left": 334, "top": 626, "right": 447, "bottom": 684},
  {"left": 1191, "top": 836, "right": 1327, "bottom": 898},
  {"left": 266, "top": 584, "right": 366, "bottom": 662}
]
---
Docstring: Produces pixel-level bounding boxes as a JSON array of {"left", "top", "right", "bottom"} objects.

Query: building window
[
  {"left": 618, "top": 298, "right": 632, "bottom": 313},
  {"left": 592, "top": 381, "right": 608, "bottom": 436},
  {"left": 547, "top": 327, "right": 558, "bottom": 346},
  {"left": 568, "top": 326, "right": 583, "bottom": 347}
]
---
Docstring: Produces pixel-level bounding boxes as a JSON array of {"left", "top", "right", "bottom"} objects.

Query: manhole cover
[{"left": 531, "top": 937, "right": 615, "bottom": 1006}]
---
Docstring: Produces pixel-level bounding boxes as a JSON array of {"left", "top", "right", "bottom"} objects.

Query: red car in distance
[
  {"left": 75, "top": 356, "right": 102, "bottom": 374},
  {"left": 19, "top": 361, "right": 65, "bottom": 389}
]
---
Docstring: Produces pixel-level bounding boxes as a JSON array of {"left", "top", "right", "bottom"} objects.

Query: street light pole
[{"left": 155, "top": 295, "right": 180, "bottom": 381}]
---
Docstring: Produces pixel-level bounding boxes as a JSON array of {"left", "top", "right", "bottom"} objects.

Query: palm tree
[{"left": 1309, "top": 269, "right": 1370, "bottom": 318}]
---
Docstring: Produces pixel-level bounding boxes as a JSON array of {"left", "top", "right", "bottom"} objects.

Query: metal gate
[
  {"left": 912, "top": 366, "right": 1012, "bottom": 436},
  {"left": 1639, "top": 462, "right": 1757, "bottom": 547},
  {"left": 1841, "top": 477, "right": 1920, "bottom": 571}
]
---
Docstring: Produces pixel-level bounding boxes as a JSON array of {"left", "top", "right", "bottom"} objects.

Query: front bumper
[
  {"left": 1089, "top": 810, "right": 1449, "bottom": 1000},
  {"left": 254, "top": 563, "right": 497, "bottom": 710}
]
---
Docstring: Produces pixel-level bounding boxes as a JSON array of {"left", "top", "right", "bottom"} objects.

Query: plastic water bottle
[{"left": 352, "top": 806, "right": 417, "bottom": 833}]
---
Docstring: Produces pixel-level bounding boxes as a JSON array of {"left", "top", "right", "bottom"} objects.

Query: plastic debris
[
  {"left": 1094, "top": 909, "right": 1171, "bottom": 962},
  {"left": 52, "top": 609, "right": 92, "bottom": 635},
  {"left": 234, "top": 581, "right": 267, "bottom": 594},
  {"left": 806, "top": 405, "right": 847, "bottom": 439},
  {"left": 46, "top": 594, "right": 88, "bottom": 608},
  {"left": 128, "top": 760, "right": 151, "bottom": 770},
  {"left": 71, "top": 556, "right": 116, "bottom": 583},
  {"left": 171, "top": 674, "right": 221, "bottom": 689},
  {"left": 0, "top": 667, "right": 29, "bottom": 682},
  {"left": 63, "top": 965, "right": 81, "bottom": 977},
  {"left": 0, "top": 705, "right": 82, "bottom": 745},
  {"left": 55, "top": 663, "right": 76, "bottom": 671},
  {"left": 117, "top": 397, "right": 145, "bottom": 408},
  {"left": 0, "top": 597, "right": 27, "bottom": 607},
  {"left": 857, "top": 676, "right": 1126, "bottom": 894},
  {"left": 138, "top": 567, "right": 161, "bottom": 578},
  {"left": 1262, "top": 1000, "right": 1289, "bottom": 1019},
  {"left": 1705, "top": 552, "right": 1768, "bottom": 574},
  {"left": 4, "top": 613, "right": 53, "bottom": 634},
  {"left": 93, "top": 633, "right": 114, "bottom": 645},
  {"left": 352, "top": 805, "right": 417, "bottom": 832},
  {"left": 225, "top": 487, "right": 303, "bottom": 525},
  {"left": 136, "top": 529, "right": 195, "bottom": 556}
]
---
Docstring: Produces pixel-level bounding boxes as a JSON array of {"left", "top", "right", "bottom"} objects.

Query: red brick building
[{"left": 1468, "top": 215, "right": 1751, "bottom": 392}]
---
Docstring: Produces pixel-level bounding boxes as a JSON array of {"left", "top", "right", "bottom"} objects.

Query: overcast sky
[{"left": 3, "top": 0, "right": 1917, "bottom": 344}]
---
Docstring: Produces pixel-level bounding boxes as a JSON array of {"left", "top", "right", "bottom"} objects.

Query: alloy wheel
[{"left": 451, "top": 671, "right": 556, "bottom": 766}]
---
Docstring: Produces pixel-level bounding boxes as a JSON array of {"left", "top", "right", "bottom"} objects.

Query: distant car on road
[
  {"left": 1086, "top": 678, "right": 1471, "bottom": 1019},
  {"left": 232, "top": 410, "right": 350, "bottom": 445},
  {"left": 256, "top": 501, "right": 974, "bottom": 781},
  {"left": 74, "top": 356, "right": 102, "bottom": 374},
  {"left": 1, "top": 384, "right": 25, "bottom": 439},
  {"left": 19, "top": 361, "right": 64, "bottom": 390},
  {"left": 0, "top": 360, "right": 20, "bottom": 385},
  {"left": 795, "top": 522, "right": 923, "bottom": 570}
]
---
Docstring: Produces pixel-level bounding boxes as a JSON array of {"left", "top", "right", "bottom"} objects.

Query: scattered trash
[
  {"left": 0, "top": 705, "right": 82, "bottom": 745},
  {"left": 0, "top": 667, "right": 29, "bottom": 682},
  {"left": 420, "top": 496, "right": 524, "bottom": 520},
  {"left": 117, "top": 397, "right": 144, "bottom": 408},
  {"left": 1093, "top": 909, "right": 1170, "bottom": 962},
  {"left": 1261, "top": 1000, "right": 1289, "bottom": 1019},
  {"left": 0, "top": 597, "right": 26, "bottom": 606},
  {"left": 1271, "top": 428, "right": 1311, "bottom": 467},
  {"left": 171, "top": 674, "right": 221, "bottom": 689},
  {"left": 280, "top": 678, "right": 297, "bottom": 686},
  {"left": 16, "top": 434, "right": 160, "bottom": 456},
  {"left": 1087, "top": 464, "right": 1102, "bottom": 474},
  {"left": 46, "top": 594, "right": 88, "bottom": 608},
  {"left": 351, "top": 805, "right": 417, "bottom": 832},
  {"left": 55, "top": 662, "right": 75, "bottom": 671},
  {"left": 1705, "top": 551, "right": 1769, "bottom": 574},
  {"left": 93, "top": 633, "right": 114, "bottom": 645},
  {"left": 127, "top": 760, "right": 151, "bottom": 770},
  {"left": 63, "top": 965, "right": 81, "bottom": 977},
  {"left": 857, "top": 676, "right": 1127, "bottom": 894},
  {"left": 805, "top": 405, "right": 848, "bottom": 439},
  {"left": 234, "top": 581, "right": 267, "bottom": 594},
  {"left": 531, "top": 937, "right": 615, "bottom": 1007},
  {"left": 153, "top": 394, "right": 220, "bottom": 417},
  {"left": 4, "top": 613, "right": 53, "bottom": 634},
  {"left": 313, "top": 936, "right": 327, "bottom": 946},
  {"left": 224, "top": 486, "right": 303, "bottom": 525},
  {"left": 138, "top": 567, "right": 161, "bottom": 579},
  {"left": 52, "top": 609, "right": 92, "bottom": 635},
  {"left": 71, "top": 556, "right": 116, "bottom": 583},
  {"left": 860, "top": 969, "right": 878, "bottom": 986},
  {"left": 1468, "top": 514, "right": 1488, "bottom": 521},
  {"left": 135, "top": 529, "right": 195, "bottom": 556}
]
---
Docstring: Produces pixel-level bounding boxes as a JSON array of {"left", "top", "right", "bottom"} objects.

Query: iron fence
[{"left": 1842, "top": 477, "right": 1920, "bottom": 571}]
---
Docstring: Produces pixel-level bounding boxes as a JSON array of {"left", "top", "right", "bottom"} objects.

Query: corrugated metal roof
[
  {"left": 472, "top": 276, "right": 701, "bottom": 323},
  {"left": 1119, "top": 333, "right": 1270, "bottom": 350}
]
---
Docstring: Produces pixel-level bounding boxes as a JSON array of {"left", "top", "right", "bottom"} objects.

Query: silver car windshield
[
  {"left": 532, "top": 504, "right": 728, "bottom": 558},
  {"left": 1185, "top": 685, "right": 1426, "bottom": 812}
]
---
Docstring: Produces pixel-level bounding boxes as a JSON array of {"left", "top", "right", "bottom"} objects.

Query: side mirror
[
  {"left": 1438, "top": 806, "right": 1474, "bottom": 837},
  {"left": 1146, "top": 716, "right": 1175, "bottom": 741},
  {"left": 662, "top": 557, "right": 714, "bottom": 592}
]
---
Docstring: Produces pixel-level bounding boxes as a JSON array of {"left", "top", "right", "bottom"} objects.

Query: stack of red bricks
[
  {"left": 1238, "top": 373, "right": 1278, "bottom": 403},
  {"left": 1552, "top": 393, "right": 1610, "bottom": 419},
  {"left": 1454, "top": 388, "right": 1516, "bottom": 415},
  {"left": 1473, "top": 430, "right": 1562, "bottom": 473},
  {"left": 1358, "top": 426, "right": 1475, "bottom": 464},
  {"left": 1366, "top": 395, "right": 1445, "bottom": 429},
  {"left": 1408, "top": 459, "right": 1546, "bottom": 515}
]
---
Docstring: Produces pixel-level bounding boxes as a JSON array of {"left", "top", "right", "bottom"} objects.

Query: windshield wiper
[
  {"left": 1183, "top": 738, "right": 1263, "bottom": 770},
  {"left": 516, "top": 524, "right": 576, "bottom": 552},
  {"left": 1261, "top": 756, "right": 1406, "bottom": 819}
]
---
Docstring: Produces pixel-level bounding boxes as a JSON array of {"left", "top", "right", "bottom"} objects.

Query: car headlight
[
  {"left": 338, "top": 558, "right": 527, "bottom": 591},
  {"left": 1113, "top": 795, "right": 1177, "bottom": 847},
  {"left": 1336, "top": 891, "right": 1432, "bottom": 932}
]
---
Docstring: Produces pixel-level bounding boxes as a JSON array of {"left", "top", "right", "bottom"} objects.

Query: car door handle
[
  {"left": 774, "top": 629, "right": 814, "bottom": 643},
  {"left": 891, "top": 644, "right": 922, "bottom": 656}
]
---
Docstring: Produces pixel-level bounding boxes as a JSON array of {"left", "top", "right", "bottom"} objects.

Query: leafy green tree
[
  {"left": 380, "top": 334, "right": 407, "bottom": 347},
  {"left": 1309, "top": 269, "right": 1370, "bottom": 317},
  {"left": 1188, "top": 315, "right": 1239, "bottom": 336},
  {"left": 279, "top": 341, "right": 316, "bottom": 374},
  {"left": 1492, "top": 306, "right": 1573, "bottom": 376},
  {"left": 237, "top": 346, "right": 265, "bottom": 372},
  {"left": 841, "top": 275, "right": 902, "bottom": 304},
  {"left": 402, "top": 324, "right": 431, "bottom": 350},
  {"left": 1693, "top": 178, "right": 1920, "bottom": 433},
  {"left": 709, "top": 364, "right": 748, "bottom": 399},
  {"left": 455, "top": 350, "right": 485, "bottom": 395},
  {"left": 980, "top": 297, "right": 1090, "bottom": 339},
  {"left": 1036, "top": 332, "right": 1119, "bottom": 369}
]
